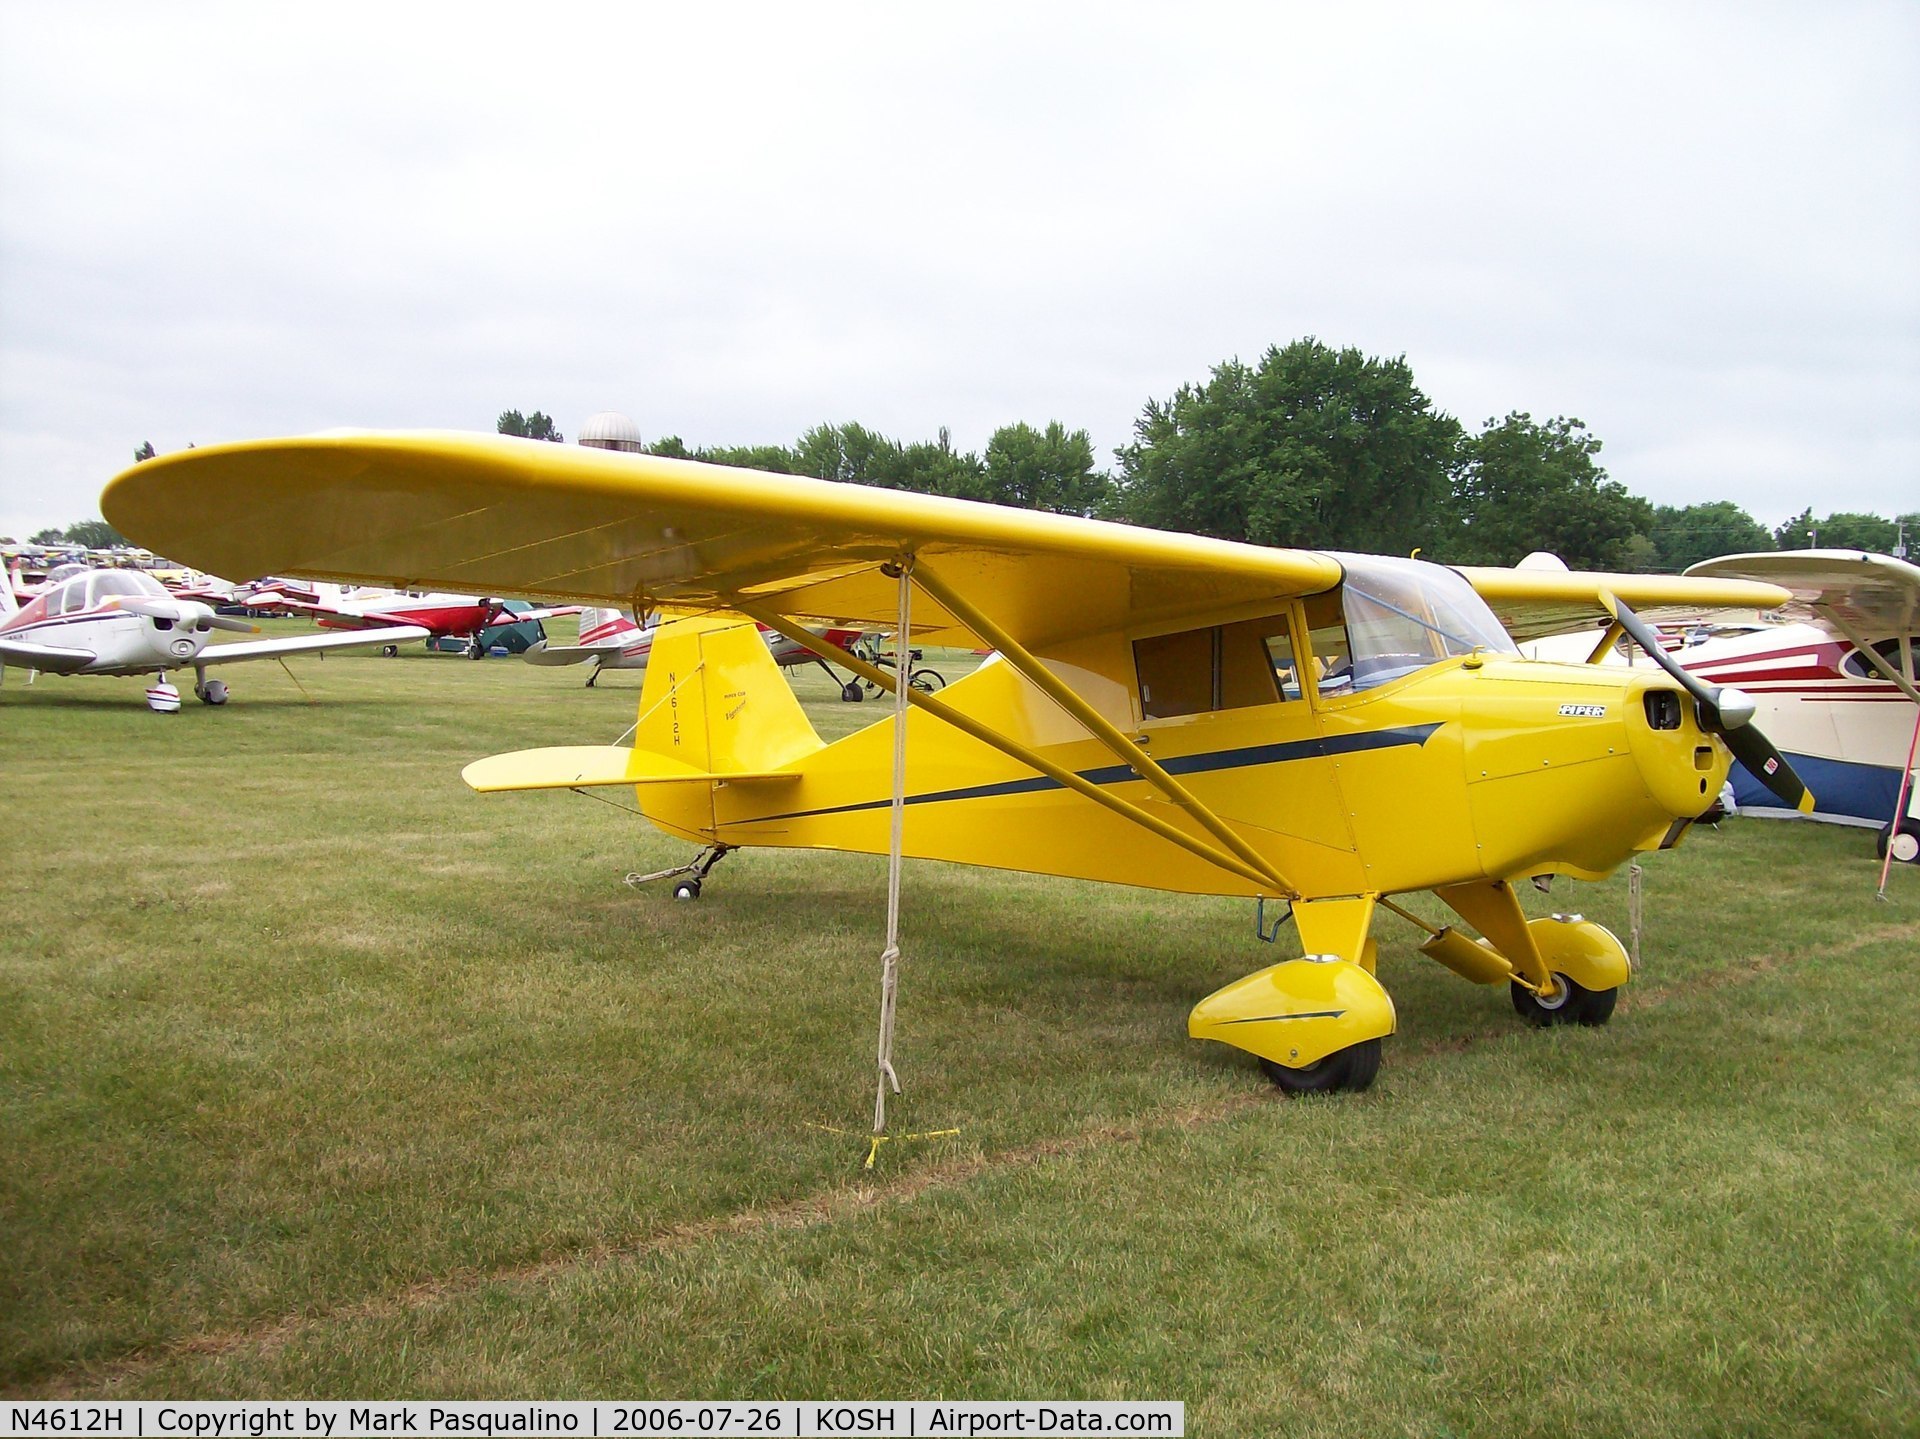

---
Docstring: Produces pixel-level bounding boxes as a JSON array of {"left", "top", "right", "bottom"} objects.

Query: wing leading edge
[{"left": 103, "top": 430, "right": 1790, "bottom": 652}]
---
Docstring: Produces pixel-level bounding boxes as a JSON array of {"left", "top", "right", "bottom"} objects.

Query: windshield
[{"left": 1328, "top": 554, "right": 1515, "bottom": 691}]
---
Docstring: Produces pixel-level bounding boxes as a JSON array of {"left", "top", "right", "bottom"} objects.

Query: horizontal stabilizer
[
  {"left": 462, "top": 744, "right": 800, "bottom": 793},
  {"left": 521, "top": 641, "right": 628, "bottom": 666}
]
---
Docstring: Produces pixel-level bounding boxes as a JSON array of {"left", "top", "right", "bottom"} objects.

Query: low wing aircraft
[
  {"left": 103, "top": 431, "right": 1802, "bottom": 1089},
  {"left": 249, "top": 585, "right": 579, "bottom": 659},
  {"left": 0, "top": 564, "right": 428, "bottom": 710},
  {"left": 522, "top": 606, "right": 658, "bottom": 684}
]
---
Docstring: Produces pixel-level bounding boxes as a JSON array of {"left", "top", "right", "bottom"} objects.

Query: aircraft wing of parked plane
[{"left": 105, "top": 429, "right": 1800, "bottom": 1091}]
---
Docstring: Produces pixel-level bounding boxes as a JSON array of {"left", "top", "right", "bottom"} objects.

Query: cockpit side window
[
  {"left": 1842, "top": 636, "right": 1919, "bottom": 682},
  {"left": 1134, "top": 612, "right": 1300, "bottom": 719},
  {"left": 1301, "top": 590, "right": 1354, "bottom": 697}
]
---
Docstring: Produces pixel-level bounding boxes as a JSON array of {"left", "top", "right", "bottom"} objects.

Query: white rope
[
  {"left": 1627, "top": 862, "right": 1643, "bottom": 971},
  {"left": 611, "top": 659, "right": 705, "bottom": 747},
  {"left": 873, "top": 559, "right": 912, "bottom": 1135}
]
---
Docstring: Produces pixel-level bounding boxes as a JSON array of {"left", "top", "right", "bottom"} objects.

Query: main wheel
[
  {"left": 381, "top": 644, "right": 399, "bottom": 658},
  {"left": 465, "top": 636, "right": 485, "bottom": 660},
  {"left": 671, "top": 878, "right": 702, "bottom": 901},
  {"left": 1511, "top": 973, "right": 1617, "bottom": 1027},
  {"left": 1878, "top": 819, "right": 1919, "bottom": 865},
  {"left": 1258, "top": 1038, "right": 1382, "bottom": 1094},
  {"left": 841, "top": 681, "right": 866, "bottom": 702}
]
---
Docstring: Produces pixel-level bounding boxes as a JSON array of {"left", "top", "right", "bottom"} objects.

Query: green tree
[
  {"left": 29, "top": 518, "right": 127, "bottom": 548},
  {"left": 980, "top": 421, "right": 1109, "bottom": 514},
  {"left": 1111, "top": 339, "right": 1461, "bottom": 555},
  {"left": 1451, "top": 413, "right": 1651, "bottom": 569},
  {"left": 1773, "top": 509, "right": 1903, "bottom": 552},
  {"left": 792, "top": 423, "right": 984, "bottom": 498},
  {"left": 1648, "top": 501, "right": 1773, "bottom": 571},
  {"left": 497, "top": 409, "right": 564, "bottom": 443}
]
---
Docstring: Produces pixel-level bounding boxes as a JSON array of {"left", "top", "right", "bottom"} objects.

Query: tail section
[
  {"left": 464, "top": 614, "right": 824, "bottom": 845},
  {"left": 635, "top": 615, "right": 823, "bottom": 775},
  {"left": 577, "top": 606, "right": 639, "bottom": 644}
]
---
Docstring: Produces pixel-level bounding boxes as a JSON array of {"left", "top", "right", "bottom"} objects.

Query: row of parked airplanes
[
  {"left": 0, "top": 563, "right": 891, "bottom": 708},
  {"left": 11, "top": 426, "right": 1920, "bottom": 1096},
  {"left": 8, "top": 531, "right": 1915, "bottom": 861}
]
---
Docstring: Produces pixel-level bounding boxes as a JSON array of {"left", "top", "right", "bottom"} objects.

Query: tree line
[{"left": 516, "top": 337, "right": 1910, "bottom": 572}]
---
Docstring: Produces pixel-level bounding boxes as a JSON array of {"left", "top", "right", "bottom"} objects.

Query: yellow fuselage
[{"left": 642, "top": 643, "right": 1728, "bottom": 901}]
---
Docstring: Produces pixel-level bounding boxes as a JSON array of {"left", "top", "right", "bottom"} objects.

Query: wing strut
[{"left": 728, "top": 594, "right": 1289, "bottom": 896}]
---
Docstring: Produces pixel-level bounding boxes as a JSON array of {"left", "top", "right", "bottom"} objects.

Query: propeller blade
[
  {"left": 1721, "top": 724, "right": 1816, "bottom": 815},
  {"left": 1600, "top": 592, "right": 1815, "bottom": 813},
  {"left": 207, "top": 613, "right": 259, "bottom": 633}
]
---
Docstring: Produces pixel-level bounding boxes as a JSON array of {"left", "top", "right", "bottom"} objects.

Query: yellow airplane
[{"left": 103, "top": 431, "right": 1808, "bottom": 1093}]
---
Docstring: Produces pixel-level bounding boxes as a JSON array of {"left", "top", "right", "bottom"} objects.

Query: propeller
[
  {"left": 1600, "top": 593, "right": 1814, "bottom": 814},
  {"left": 109, "top": 595, "right": 260, "bottom": 634}
]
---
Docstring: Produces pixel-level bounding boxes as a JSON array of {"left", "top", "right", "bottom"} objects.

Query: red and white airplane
[
  {"left": 248, "top": 585, "right": 578, "bottom": 658},
  {"left": 0, "top": 567, "right": 428, "bottom": 711},
  {"left": 1678, "top": 551, "right": 1920, "bottom": 862},
  {"left": 524, "top": 606, "right": 871, "bottom": 692}
]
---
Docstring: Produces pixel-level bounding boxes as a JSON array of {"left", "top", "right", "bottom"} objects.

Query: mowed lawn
[{"left": 2, "top": 625, "right": 1916, "bottom": 1434}]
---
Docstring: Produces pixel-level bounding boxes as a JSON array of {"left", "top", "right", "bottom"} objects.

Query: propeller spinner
[{"left": 1601, "top": 593, "right": 1815, "bottom": 814}]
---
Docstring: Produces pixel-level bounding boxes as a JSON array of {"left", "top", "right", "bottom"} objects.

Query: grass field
[{"left": 3, "top": 625, "right": 1917, "bottom": 1433}]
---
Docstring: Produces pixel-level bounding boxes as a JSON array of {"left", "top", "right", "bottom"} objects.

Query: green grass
[{"left": 2, "top": 627, "right": 1917, "bottom": 1434}]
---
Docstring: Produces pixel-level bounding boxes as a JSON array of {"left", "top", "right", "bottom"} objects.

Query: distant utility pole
[
  {"left": 1896, "top": 521, "right": 1909, "bottom": 561},
  {"left": 1808, "top": 526, "right": 1818, "bottom": 548}
]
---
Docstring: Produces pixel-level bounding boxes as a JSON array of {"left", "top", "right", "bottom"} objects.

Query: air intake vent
[{"left": 1643, "top": 690, "right": 1683, "bottom": 730}]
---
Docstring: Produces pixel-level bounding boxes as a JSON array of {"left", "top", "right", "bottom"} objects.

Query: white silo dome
[{"left": 578, "top": 411, "right": 644, "bottom": 453}]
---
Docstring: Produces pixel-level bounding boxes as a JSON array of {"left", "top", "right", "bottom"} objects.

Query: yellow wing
[
  {"left": 102, "top": 430, "right": 1789, "bottom": 649},
  {"left": 101, "top": 430, "right": 1342, "bottom": 651}
]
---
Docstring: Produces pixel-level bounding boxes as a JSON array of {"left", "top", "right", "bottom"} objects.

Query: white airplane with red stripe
[
  {"left": 0, "top": 567, "right": 428, "bottom": 711},
  {"left": 1679, "top": 551, "right": 1920, "bottom": 861}
]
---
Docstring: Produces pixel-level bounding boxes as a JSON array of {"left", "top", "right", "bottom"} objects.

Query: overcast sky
[{"left": 1, "top": 1, "right": 1914, "bottom": 542}]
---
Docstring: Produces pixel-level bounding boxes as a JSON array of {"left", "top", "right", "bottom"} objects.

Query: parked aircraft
[
  {"left": 523, "top": 606, "right": 657, "bottom": 684},
  {"left": 1680, "top": 551, "right": 1920, "bottom": 863},
  {"left": 0, "top": 565, "right": 428, "bottom": 710},
  {"left": 248, "top": 586, "right": 578, "bottom": 658},
  {"left": 525, "top": 607, "right": 875, "bottom": 693},
  {"left": 104, "top": 431, "right": 1801, "bottom": 1090}
]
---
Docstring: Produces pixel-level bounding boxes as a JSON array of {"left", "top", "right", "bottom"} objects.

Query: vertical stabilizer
[
  {"left": 634, "top": 616, "right": 824, "bottom": 774},
  {"left": 577, "top": 606, "right": 637, "bottom": 644}
]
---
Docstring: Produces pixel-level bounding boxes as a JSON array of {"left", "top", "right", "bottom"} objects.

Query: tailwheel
[
  {"left": 1511, "top": 973, "right": 1618, "bottom": 1027},
  {"left": 841, "top": 680, "right": 865, "bottom": 702},
  {"left": 671, "top": 878, "right": 702, "bottom": 901},
  {"left": 1878, "top": 819, "right": 1919, "bottom": 865},
  {"left": 1258, "top": 1038, "right": 1382, "bottom": 1094}
]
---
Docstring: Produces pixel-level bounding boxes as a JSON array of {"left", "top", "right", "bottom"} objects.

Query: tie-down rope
[{"left": 873, "top": 558, "right": 913, "bottom": 1139}]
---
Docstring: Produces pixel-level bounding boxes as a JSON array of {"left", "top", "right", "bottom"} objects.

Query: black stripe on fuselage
[{"left": 750, "top": 723, "right": 1443, "bottom": 824}]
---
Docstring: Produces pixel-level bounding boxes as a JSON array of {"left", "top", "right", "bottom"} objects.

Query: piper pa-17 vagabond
[
  {"left": 0, "top": 565, "right": 430, "bottom": 710},
  {"left": 104, "top": 431, "right": 1805, "bottom": 1090}
]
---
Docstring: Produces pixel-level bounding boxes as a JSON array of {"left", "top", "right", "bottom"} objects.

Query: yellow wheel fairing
[
  {"left": 1526, "top": 915, "right": 1632, "bottom": 993},
  {"left": 1188, "top": 959, "right": 1396, "bottom": 1070}
]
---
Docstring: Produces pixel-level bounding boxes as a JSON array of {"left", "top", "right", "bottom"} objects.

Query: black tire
[
  {"left": 381, "top": 645, "right": 399, "bottom": 658},
  {"left": 466, "top": 638, "right": 485, "bottom": 660},
  {"left": 1877, "top": 820, "right": 1919, "bottom": 865},
  {"left": 1511, "top": 973, "right": 1617, "bottom": 1027},
  {"left": 841, "top": 681, "right": 866, "bottom": 702},
  {"left": 908, "top": 667, "right": 946, "bottom": 693},
  {"left": 671, "top": 878, "right": 702, "bottom": 901},
  {"left": 1257, "top": 1037, "right": 1382, "bottom": 1094}
]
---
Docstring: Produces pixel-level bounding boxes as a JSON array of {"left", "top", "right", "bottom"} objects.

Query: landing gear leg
[
  {"left": 626, "top": 844, "right": 733, "bottom": 901},
  {"left": 585, "top": 663, "right": 601, "bottom": 688}
]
